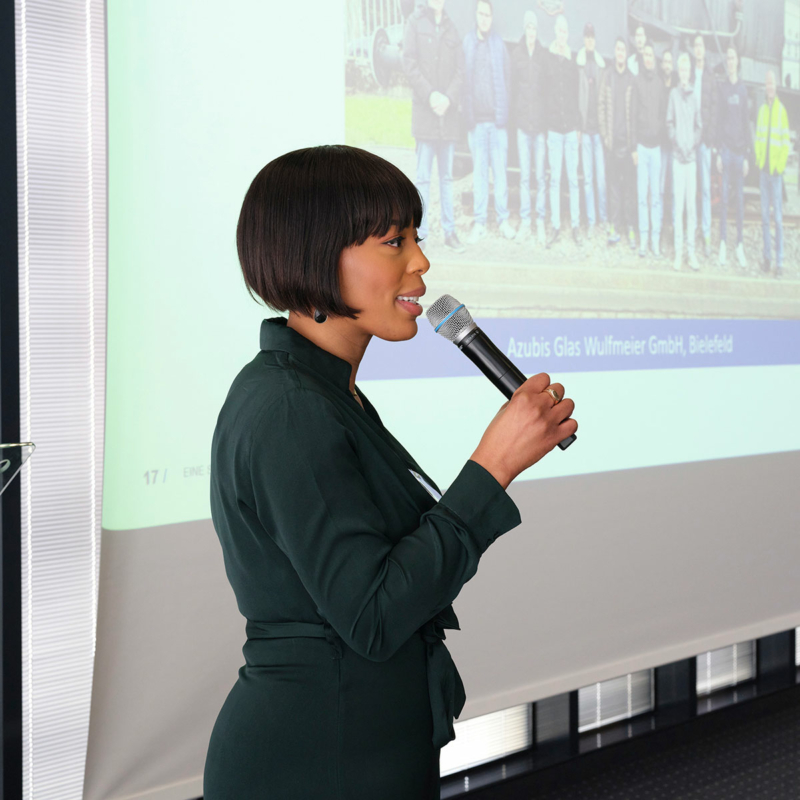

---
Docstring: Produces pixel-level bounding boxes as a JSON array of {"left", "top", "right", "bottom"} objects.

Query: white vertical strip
[
  {"left": 85, "top": 0, "right": 97, "bottom": 650},
  {"left": 14, "top": 1, "right": 107, "bottom": 798},
  {"left": 627, "top": 673, "right": 632, "bottom": 717},
  {"left": 595, "top": 681, "right": 601, "bottom": 726},
  {"left": 577, "top": 669, "right": 654, "bottom": 733},
  {"left": 15, "top": 0, "right": 33, "bottom": 795},
  {"left": 696, "top": 641, "right": 757, "bottom": 696}
]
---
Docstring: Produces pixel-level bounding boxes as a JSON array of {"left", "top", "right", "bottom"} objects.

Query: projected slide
[{"left": 103, "top": 0, "right": 800, "bottom": 532}]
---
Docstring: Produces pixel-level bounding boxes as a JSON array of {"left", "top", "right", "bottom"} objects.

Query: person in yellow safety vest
[{"left": 755, "top": 69, "right": 790, "bottom": 276}]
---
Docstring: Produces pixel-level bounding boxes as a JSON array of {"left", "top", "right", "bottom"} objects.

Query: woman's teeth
[{"left": 397, "top": 296, "right": 420, "bottom": 304}]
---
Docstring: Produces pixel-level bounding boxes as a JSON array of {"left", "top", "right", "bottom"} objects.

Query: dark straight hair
[{"left": 237, "top": 144, "right": 422, "bottom": 320}]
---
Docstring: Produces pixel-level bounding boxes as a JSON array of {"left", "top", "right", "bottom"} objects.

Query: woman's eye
[
  {"left": 415, "top": 236, "right": 424, "bottom": 244},
  {"left": 385, "top": 234, "right": 422, "bottom": 248}
]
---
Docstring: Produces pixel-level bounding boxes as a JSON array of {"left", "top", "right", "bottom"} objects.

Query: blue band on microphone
[{"left": 435, "top": 304, "right": 465, "bottom": 333}]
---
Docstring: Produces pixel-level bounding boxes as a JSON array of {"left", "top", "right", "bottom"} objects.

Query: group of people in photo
[{"left": 402, "top": 0, "right": 790, "bottom": 276}]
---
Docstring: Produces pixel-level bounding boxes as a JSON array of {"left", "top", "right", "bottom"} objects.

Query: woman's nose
[{"left": 413, "top": 252, "right": 430, "bottom": 272}]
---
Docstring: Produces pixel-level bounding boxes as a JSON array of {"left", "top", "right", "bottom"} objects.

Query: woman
[{"left": 203, "top": 145, "right": 577, "bottom": 799}]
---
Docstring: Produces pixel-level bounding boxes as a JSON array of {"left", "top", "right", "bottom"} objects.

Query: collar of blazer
[{"left": 260, "top": 316, "right": 353, "bottom": 395}]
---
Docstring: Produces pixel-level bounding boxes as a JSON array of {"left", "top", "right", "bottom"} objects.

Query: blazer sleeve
[{"left": 248, "top": 387, "right": 522, "bottom": 662}]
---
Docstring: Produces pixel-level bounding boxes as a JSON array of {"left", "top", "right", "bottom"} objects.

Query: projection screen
[{"left": 84, "top": 1, "right": 800, "bottom": 798}]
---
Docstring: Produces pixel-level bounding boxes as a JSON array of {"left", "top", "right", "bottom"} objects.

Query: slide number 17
[{"left": 144, "top": 468, "right": 167, "bottom": 485}]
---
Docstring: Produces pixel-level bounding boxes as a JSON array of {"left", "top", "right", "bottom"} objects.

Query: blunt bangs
[
  {"left": 336, "top": 150, "right": 423, "bottom": 246},
  {"left": 237, "top": 145, "right": 423, "bottom": 321}
]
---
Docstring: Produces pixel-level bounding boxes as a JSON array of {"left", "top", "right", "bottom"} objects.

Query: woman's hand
[{"left": 469, "top": 373, "right": 577, "bottom": 490}]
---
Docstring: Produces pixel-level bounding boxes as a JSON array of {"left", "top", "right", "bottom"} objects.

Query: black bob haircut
[{"left": 237, "top": 144, "right": 423, "bottom": 320}]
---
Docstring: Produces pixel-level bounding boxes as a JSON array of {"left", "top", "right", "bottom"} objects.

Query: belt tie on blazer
[
  {"left": 246, "top": 606, "right": 466, "bottom": 749},
  {"left": 245, "top": 619, "right": 343, "bottom": 659},
  {"left": 419, "top": 603, "right": 466, "bottom": 750}
]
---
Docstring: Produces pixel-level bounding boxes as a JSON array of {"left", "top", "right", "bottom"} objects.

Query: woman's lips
[{"left": 396, "top": 298, "right": 423, "bottom": 316}]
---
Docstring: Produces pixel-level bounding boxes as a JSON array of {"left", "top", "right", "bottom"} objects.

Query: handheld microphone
[{"left": 426, "top": 294, "right": 576, "bottom": 451}]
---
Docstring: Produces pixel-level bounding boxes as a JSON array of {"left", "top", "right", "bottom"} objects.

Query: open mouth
[{"left": 396, "top": 296, "right": 423, "bottom": 316}]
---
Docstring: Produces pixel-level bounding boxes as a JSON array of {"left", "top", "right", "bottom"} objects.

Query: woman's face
[{"left": 338, "top": 223, "right": 430, "bottom": 341}]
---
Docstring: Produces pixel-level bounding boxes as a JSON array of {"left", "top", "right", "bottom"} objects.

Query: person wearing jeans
[
  {"left": 696, "top": 143, "right": 712, "bottom": 254},
  {"left": 693, "top": 33, "right": 718, "bottom": 258},
  {"left": 631, "top": 40, "right": 666, "bottom": 257},
  {"left": 636, "top": 146, "right": 662, "bottom": 256},
  {"left": 755, "top": 69, "right": 789, "bottom": 276},
  {"left": 660, "top": 50, "right": 676, "bottom": 239},
  {"left": 577, "top": 22, "right": 607, "bottom": 239},
  {"left": 510, "top": 9, "right": 548, "bottom": 245},
  {"left": 719, "top": 146, "right": 745, "bottom": 263},
  {"left": 545, "top": 13, "right": 582, "bottom": 248},
  {"left": 403, "top": 0, "right": 465, "bottom": 252},
  {"left": 463, "top": 0, "right": 514, "bottom": 243},
  {"left": 581, "top": 133, "right": 606, "bottom": 231},
  {"left": 546, "top": 128, "right": 580, "bottom": 243},
  {"left": 598, "top": 37, "right": 636, "bottom": 248},
  {"left": 760, "top": 172, "right": 784, "bottom": 276},
  {"left": 414, "top": 140, "right": 456, "bottom": 245},
  {"left": 468, "top": 121, "right": 509, "bottom": 231},
  {"left": 517, "top": 130, "right": 547, "bottom": 243},
  {"left": 673, "top": 157, "right": 698, "bottom": 271},
  {"left": 667, "top": 52, "right": 702, "bottom": 271},
  {"left": 715, "top": 45, "right": 752, "bottom": 268}
]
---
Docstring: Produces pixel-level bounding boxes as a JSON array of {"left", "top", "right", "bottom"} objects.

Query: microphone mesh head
[{"left": 425, "top": 294, "right": 474, "bottom": 342}]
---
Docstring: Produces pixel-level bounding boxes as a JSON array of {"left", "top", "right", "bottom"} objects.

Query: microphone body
[{"left": 452, "top": 324, "right": 577, "bottom": 451}]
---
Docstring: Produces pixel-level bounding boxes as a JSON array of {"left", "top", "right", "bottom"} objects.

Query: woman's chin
[{"left": 378, "top": 316, "right": 419, "bottom": 341}]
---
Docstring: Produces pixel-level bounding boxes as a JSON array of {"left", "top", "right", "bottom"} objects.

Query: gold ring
[{"left": 545, "top": 387, "right": 561, "bottom": 405}]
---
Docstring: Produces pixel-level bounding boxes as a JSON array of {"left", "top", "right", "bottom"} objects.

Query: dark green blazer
[{"left": 203, "top": 316, "right": 522, "bottom": 799}]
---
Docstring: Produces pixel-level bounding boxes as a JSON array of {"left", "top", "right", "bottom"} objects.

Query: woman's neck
[{"left": 286, "top": 311, "right": 369, "bottom": 394}]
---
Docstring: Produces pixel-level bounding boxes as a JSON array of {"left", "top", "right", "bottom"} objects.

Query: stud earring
[{"left": 313, "top": 308, "right": 327, "bottom": 324}]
